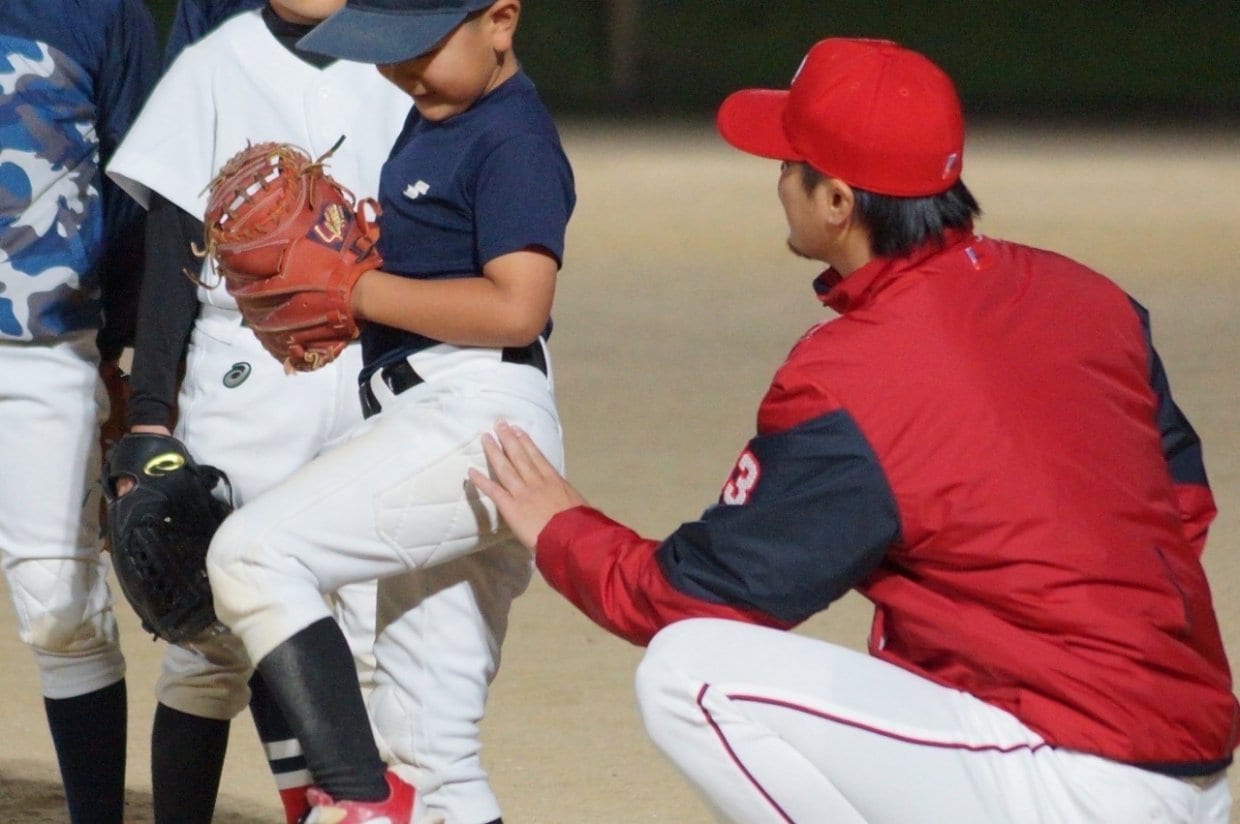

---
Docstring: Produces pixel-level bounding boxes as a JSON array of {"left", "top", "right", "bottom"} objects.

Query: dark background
[{"left": 143, "top": 1, "right": 1240, "bottom": 122}]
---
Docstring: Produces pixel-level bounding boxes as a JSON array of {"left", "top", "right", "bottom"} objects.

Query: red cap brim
[{"left": 715, "top": 89, "right": 803, "bottom": 161}]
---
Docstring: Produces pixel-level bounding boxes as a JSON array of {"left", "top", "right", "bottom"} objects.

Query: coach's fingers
[
  {"left": 478, "top": 430, "right": 523, "bottom": 492},
  {"left": 467, "top": 466, "right": 510, "bottom": 508},
  {"left": 491, "top": 424, "right": 582, "bottom": 510},
  {"left": 472, "top": 434, "right": 549, "bottom": 550},
  {"left": 469, "top": 461, "right": 551, "bottom": 551},
  {"left": 492, "top": 420, "right": 557, "bottom": 480},
  {"left": 472, "top": 424, "right": 589, "bottom": 551}
]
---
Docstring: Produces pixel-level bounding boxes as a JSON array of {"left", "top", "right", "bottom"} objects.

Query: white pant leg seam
[{"left": 724, "top": 689, "right": 1052, "bottom": 757}]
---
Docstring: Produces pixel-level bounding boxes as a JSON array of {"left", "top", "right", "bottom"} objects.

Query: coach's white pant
[
  {"left": 209, "top": 349, "right": 560, "bottom": 824},
  {"left": 636, "top": 619, "right": 1232, "bottom": 824},
  {"left": 0, "top": 334, "right": 125, "bottom": 698}
]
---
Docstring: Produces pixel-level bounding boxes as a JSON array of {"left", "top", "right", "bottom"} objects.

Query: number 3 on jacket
[{"left": 722, "top": 449, "right": 761, "bottom": 505}]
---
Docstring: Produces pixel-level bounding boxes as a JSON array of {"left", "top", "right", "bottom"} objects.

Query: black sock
[
  {"left": 250, "top": 668, "right": 304, "bottom": 768},
  {"left": 151, "top": 703, "right": 229, "bottom": 824},
  {"left": 256, "top": 618, "right": 388, "bottom": 801},
  {"left": 249, "top": 670, "right": 314, "bottom": 822},
  {"left": 44, "top": 679, "right": 127, "bottom": 824}
]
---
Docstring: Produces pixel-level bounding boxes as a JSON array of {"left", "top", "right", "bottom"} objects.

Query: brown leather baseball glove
[{"left": 202, "top": 140, "right": 382, "bottom": 372}]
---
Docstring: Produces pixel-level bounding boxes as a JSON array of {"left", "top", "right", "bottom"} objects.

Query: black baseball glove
[{"left": 103, "top": 433, "right": 233, "bottom": 643}]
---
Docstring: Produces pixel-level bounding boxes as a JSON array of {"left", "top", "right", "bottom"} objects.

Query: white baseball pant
[
  {"left": 208, "top": 343, "right": 559, "bottom": 824},
  {"left": 0, "top": 332, "right": 125, "bottom": 699},
  {"left": 636, "top": 618, "right": 1231, "bottom": 823}
]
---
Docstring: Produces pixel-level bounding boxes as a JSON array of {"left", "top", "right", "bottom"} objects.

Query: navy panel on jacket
[
  {"left": 1130, "top": 299, "right": 1208, "bottom": 486},
  {"left": 655, "top": 407, "right": 900, "bottom": 625}
]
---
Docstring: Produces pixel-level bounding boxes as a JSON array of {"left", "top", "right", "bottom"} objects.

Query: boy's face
[
  {"left": 269, "top": 0, "right": 345, "bottom": 24},
  {"left": 377, "top": 1, "right": 518, "bottom": 122}
]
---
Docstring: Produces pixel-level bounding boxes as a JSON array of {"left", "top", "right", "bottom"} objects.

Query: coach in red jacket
[{"left": 470, "top": 37, "right": 1238, "bottom": 823}]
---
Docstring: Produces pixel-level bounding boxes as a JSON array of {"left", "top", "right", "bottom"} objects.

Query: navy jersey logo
[
  {"left": 721, "top": 448, "right": 761, "bottom": 505},
  {"left": 403, "top": 180, "right": 430, "bottom": 201}
]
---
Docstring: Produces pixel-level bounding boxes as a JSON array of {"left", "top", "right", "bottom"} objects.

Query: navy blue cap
[{"left": 298, "top": 0, "right": 495, "bottom": 64}]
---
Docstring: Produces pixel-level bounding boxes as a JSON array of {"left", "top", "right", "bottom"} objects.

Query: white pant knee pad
[
  {"left": 206, "top": 510, "right": 330, "bottom": 664},
  {"left": 7, "top": 557, "right": 125, "bottom": 699}
]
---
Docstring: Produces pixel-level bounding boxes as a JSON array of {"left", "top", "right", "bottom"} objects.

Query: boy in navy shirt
[{"left": 203, "top": 2, "right": 575, "bottom": 821}]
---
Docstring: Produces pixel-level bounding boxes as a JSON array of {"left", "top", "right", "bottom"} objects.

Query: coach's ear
[{"left": 817, "top": 177, "right": 856, "bottom": 228}]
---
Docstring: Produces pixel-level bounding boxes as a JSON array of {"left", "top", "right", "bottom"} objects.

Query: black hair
[{"left": 799, "top": 163, "right": 981, "bottom": 258}]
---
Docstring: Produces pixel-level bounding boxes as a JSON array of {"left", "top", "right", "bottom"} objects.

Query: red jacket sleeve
[{"left": 535, "top": 507, "right": 790, "bottom": 646}]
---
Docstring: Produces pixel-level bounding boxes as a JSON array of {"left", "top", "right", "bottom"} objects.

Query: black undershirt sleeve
[
  {"left": 128, "top": 193, "right": 204, "bottom": 427},
  {"left": 94, "top": 196, "right": 145, "bottom": 363}
]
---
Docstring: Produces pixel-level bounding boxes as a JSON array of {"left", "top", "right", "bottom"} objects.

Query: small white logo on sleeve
[{"left": 404, "top": 181, "right": 430, "bottom": 200}]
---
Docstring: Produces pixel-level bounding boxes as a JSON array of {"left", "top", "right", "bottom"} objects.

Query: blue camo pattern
[{"left": 0, "top": 34, "right": 103, "bottom": 341}]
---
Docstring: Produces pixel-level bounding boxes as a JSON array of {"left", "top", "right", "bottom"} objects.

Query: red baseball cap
[{"left": 716, "top": 38, "right": 965, "bottom": 197}]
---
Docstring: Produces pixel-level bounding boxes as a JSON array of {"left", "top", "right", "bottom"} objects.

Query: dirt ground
[{"left": 2, "top": 124, "right": 1238, "bottom": 822}]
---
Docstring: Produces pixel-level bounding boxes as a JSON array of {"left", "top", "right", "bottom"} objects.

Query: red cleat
[{"left": 301, "top": 770, "right": 415, "bottom": 824}]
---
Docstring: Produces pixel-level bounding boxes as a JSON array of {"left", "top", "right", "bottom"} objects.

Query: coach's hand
[{"left": 470, "top": 421, "right": 585, "bottom": 552}]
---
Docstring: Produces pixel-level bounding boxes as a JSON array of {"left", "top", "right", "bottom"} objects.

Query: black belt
[{"left": 359, "top": 342, "right": 547, "bottom": 419}]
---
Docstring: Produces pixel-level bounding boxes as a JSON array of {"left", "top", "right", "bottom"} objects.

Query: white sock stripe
[
  {"left": 263, "top": 738, "right": 304, "bottom": 761},
  {"left": 274, "top": 768, "right": 313, "bottom": 790}
]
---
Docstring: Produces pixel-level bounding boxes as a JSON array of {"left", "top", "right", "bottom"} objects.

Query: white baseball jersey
[{"left": 108, "top": 10, "right": 396, "bottom": 311}]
